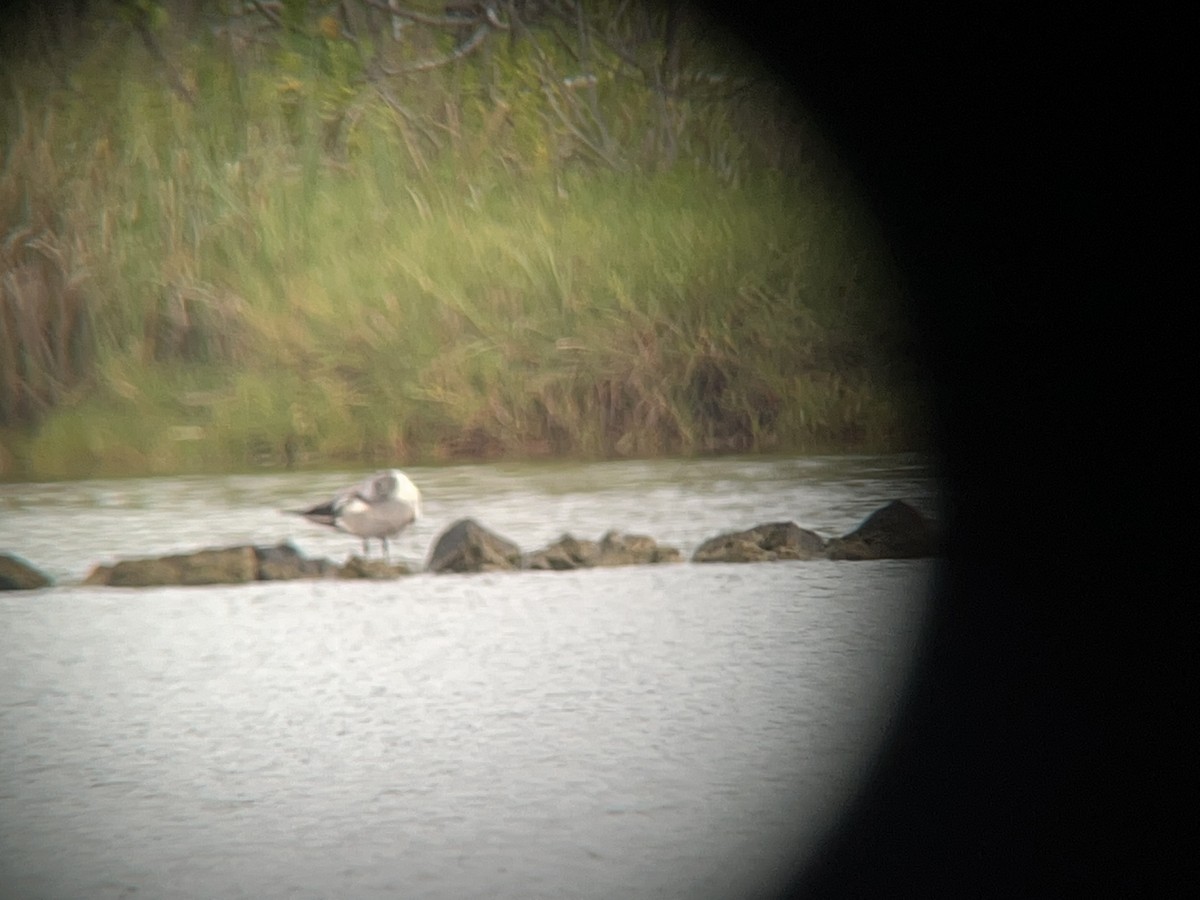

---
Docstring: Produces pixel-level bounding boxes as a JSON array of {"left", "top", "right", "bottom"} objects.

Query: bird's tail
[{"left": 285, "top": 502, "right": 337, "bottom": 527}]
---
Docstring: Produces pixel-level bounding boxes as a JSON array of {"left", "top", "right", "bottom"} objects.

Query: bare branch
[
  {"left": 541, "top": 83, "right": 620, "bottom": 169},
  {"left": 517, "top": 23, "right": 622, "bottom": 170},
  {"left": 587, "top": 21, "right": 758, "bottom": 102},
  {"left": 358, "top": 0, "right": 495, "bottom": 30},
  {"left": 375, "top": 21, "right": 494, "bottom": 74},
  {"left": 248, "top": 0, "right": 285, "bottom": 30},
  {"left": 371, "top": 81, "right": 443, "bottom": 157},
  {"left": 484, "top": 4, "right": 510, "bottom": 31},
  {"left": 131, "top": 17, "right": 195, "bottom": 105}
]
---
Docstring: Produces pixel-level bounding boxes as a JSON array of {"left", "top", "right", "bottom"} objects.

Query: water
[{"left": 0, "top": 455, "right": 939, "bottom": 899}]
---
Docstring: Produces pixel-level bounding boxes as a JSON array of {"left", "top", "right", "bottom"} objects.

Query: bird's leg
[
  {"left": 362, "top": 537, "right": 369, "bottom": 558},
  {"left": 383, "top": 536, "right": 391, "bottom": 564}
]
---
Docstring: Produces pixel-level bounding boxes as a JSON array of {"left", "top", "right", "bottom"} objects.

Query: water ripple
[{"left": 1, "top": 457, "right": 938, "bottom": 900}]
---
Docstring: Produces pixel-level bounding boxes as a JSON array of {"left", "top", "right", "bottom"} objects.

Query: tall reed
[{"left": 0, "top": 4, "right": 925, "bottom": 478}]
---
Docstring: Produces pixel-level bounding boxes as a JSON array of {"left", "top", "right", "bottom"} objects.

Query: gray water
[{"left": 1, "top": 455, "right": 939, "bottom": 900}]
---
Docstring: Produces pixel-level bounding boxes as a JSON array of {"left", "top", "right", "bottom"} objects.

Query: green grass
[{"left": 0, "top": 7, "right": 927, "bottom": 479}]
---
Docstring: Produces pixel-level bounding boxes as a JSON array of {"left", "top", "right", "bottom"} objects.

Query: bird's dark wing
[
  {"left": 289, "top": 480, "right": 365, "bottom": 526},
  {"left": 289, "top": 499, "right": 339, "bottom": 526}
]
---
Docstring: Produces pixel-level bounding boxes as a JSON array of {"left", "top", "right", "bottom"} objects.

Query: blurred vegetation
[{"left": 0, "top": 0, "right": 927, "bottom": 479}]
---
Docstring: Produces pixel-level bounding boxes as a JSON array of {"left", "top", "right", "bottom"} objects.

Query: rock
[
  {"left": 596, "top": 530, "right": 681, "bottom": 566},
  {"left": 83, "top": 565, "right": 113, "bottom": 587},
  {"left": 337, "top": 557, "right": 412, "bottom": 579},
  {"left": 427, "top": 519, "right": 522, "bottom": 573},
  {"left": 692, "top": 521, "right": 827, "bottom": 563},
  {"left": 525, "top": 531, "right": 682, "bottom": 570},
  {"left": 826, "top": 500, "right": 936, "bottom": 560},
  {"left": 101, "top": 558, "right": 176, "bottom": 588},
  {"left": 0, "top": 553, "right": 52, "bottom": 590},
  {"left": 694, "top": 535, "right": 774, "bottom": 563},
  {"left": 83, "top": 543, "right": 345, "bottom": 587},
  {"left": 255, "top": 542, "right": 337, "bottom": 580},
  {"left": 525, "top": 535, "right": 601, "bottom": 570},
  {"left": 95, "top": 546, "right": 259, "bottom": 587}
]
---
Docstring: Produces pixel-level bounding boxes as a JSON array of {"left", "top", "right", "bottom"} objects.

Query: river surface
[{"left": 1, "top": 455, "right": 939, "bottom": 899}]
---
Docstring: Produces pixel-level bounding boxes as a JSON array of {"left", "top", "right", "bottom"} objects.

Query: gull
[{"left": 288, "top": 469, "right": 422, "bottom": 562}]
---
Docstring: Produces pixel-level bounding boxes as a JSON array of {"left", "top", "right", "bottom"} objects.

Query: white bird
[{"left": 288, "top": 469, "right": 422, "bottom": 562}]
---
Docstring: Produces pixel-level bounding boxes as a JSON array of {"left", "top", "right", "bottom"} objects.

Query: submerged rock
[
  {"left": 427, "top": 518, "right": 522, "bottom": 573},
  {"left": 826, "top": 500, "right": 936, "bottom": 560},
  {"left": 83, "top": 542, "right": 342, "bottom": 587},
  {"left": 91, "top": 546, "right": 259, "bottom": 587},
  {"left": 0, "top": 553, "right": 52, "bottom": 590},
  {"left": 525, "top": 531, "right": 682, "bottom": 570},
  {"left": 82, "top": 565, "right": 114, "bottom": 586},
  {"left": 596, "top": 530, "right": 681, "bottom": 566},
  {"left": 255, "top": 542, "right": 338, "bottom": 580},
  {"left": 338, "top": 557, "right": 412, "bottom": 579},
  {"left": 693, "top": 521, "right": 827, "bottom": 563},
  {"left": 525, "top": 535, "right": 600, "bottom": 570}
]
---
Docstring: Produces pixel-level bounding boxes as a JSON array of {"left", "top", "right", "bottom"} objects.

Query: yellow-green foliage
[{"left": 0, "top": 4, "right": 925, "bottom": 478}]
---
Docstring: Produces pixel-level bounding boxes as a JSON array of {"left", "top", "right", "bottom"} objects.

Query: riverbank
[{"left": 1, "top": 4, "right": 926, "bottom": 481}]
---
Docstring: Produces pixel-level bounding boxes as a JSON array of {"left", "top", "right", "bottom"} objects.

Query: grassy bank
[{"left": 0, "top": 2, "right": 926, "bottom": 479}]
